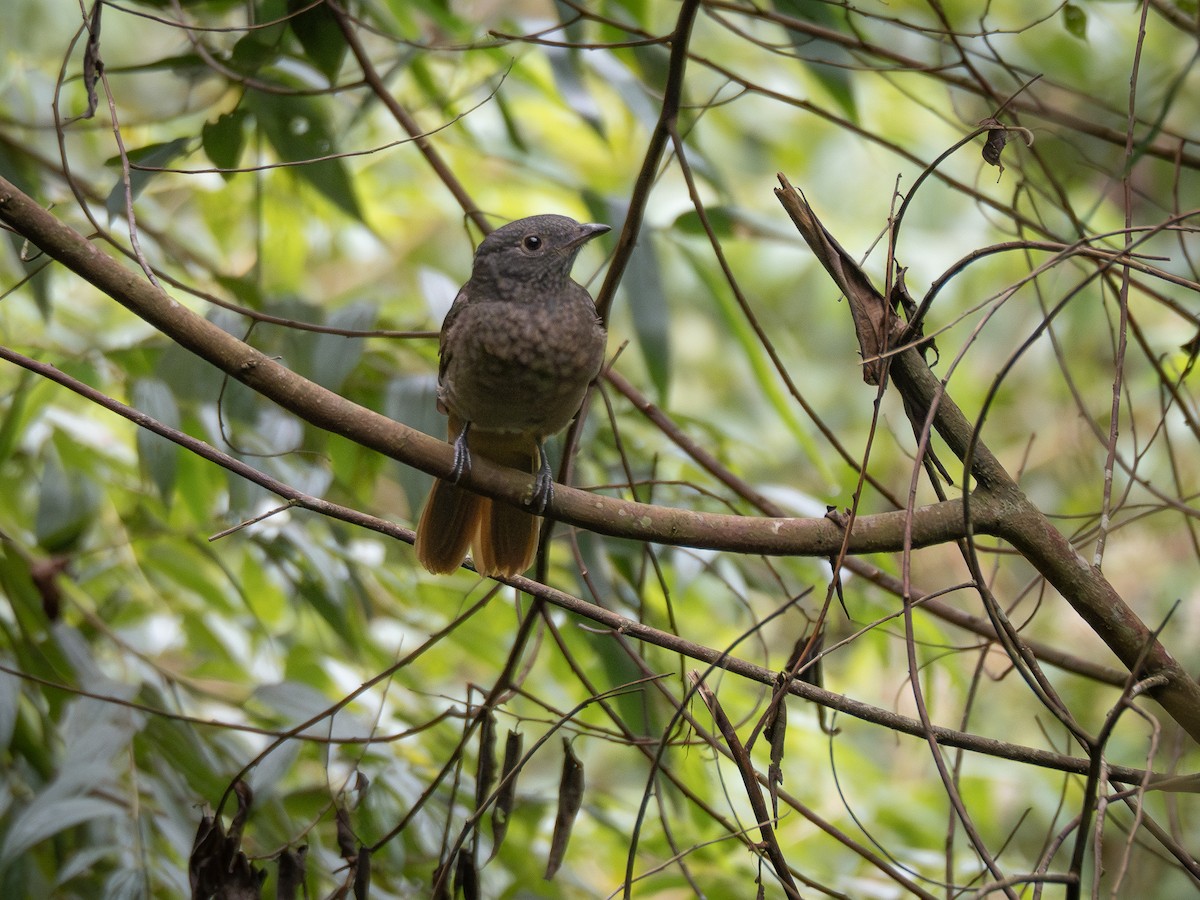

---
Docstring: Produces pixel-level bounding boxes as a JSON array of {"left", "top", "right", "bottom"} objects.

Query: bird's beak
[{"left": 569, "top": 223, "right": 611, "bottom": 247}]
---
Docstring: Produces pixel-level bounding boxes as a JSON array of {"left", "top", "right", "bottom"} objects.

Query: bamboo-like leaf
[
  {"left": 132, "top": 377, "right": 180, "bottom": 504},
  {"left": 624, "top": 231, "right": 671, "bottom": 400},
  {"left": 103, "top": 138, "right": 191, "bottom": 224},
  {"left": 35, "top": 449, "right": 99, "bottom": 553}
]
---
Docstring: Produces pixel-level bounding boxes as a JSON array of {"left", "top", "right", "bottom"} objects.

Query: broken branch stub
[{"left": 774, "top": 172, "right": 893, "bottom": 384}]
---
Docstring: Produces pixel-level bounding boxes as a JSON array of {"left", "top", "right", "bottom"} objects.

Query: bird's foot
[
  {"left": 529, "top": 445, "right": 554, "bottom": 514},
  {"left": 449, "top": 422, "right": 472, "bottom": 483}
]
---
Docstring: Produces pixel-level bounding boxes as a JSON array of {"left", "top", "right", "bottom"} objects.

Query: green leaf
[
  {"left": 0, "top": 145, "right": 50, "bottom": 317},
  {"left": 131, "top": 378, "right": 181, "bottom": 505},
  {"left": 493, "top": 90, "right": 529, "bottom": 154},
  {"left": 809, "top": 64, "right": 857, "bottom": 121},
  {"left": 0, "top": 690, "right": 138, "bottom": 863},
  {"left": 102, "top": 869, "right": 148, "bottom": 900},
  {"left": 140, "top": 714, "right": 228, "bottom": 797},
  {"left": 305, "top": 301, "right": 377, "bottom": 392},
  {"left": 0, "top": 369, "right": 34, "bottom": 467},
  {"left": 1063, "top": 4, "right": 1088, "bottom": 40},
  {"left": 623, "top": 232, "right": 671, "bottom": 400},
  {"left": 670, "top": 206, "right": 736, "bottom": 238},
  {"left": 553, "top": 0, "right": 588, "bottom": 43},
  {"left": 379, "top": 0, "right": 469, "bottom": 39},
  {"left": 0, "top": 666, "right": 18, "bottom": 750},
  {"left": 0, "top": 797, "right": 121, "bottom": 864},
  {"left": 0, "top": 549, "right": 69, "bottom": 675},
  {"left": 35, "top": 449, "right": 99, "bottom": 553},
  {"left": 119, "top": 0, "right": 243, "bottom": 9},
  {"left": 771, "top": 0, "right": 859, "bottom": 121},
  {"left": 201, "top": 109, "right": 248, "bottom": 175},
  {"left": 114, "top": 51, "right": 209, "bottom": 78},
  {"left": 103, "top": 138, "right": 192, "bottom": 224},
  {"left": 229, "top": 28, "right": 283, "bottom": 76},
  {"left": 385, "top": 373, "right": 442, "bottom": 514},
  {"left": 244, "top": 91, "right": 364, "bottom": 220},
  {"left": 287, "top": 0, "right": 348, "bottom": 83}
]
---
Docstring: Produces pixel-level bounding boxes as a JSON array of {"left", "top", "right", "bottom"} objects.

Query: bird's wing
[{"left": 437, "top": 285, "right": 471, "bottom": 383}]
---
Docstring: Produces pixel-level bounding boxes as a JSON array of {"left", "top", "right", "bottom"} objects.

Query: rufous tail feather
[
  {"left": 415, "top": 479, "right": 484, "bottom": 574},
  {"left": 415, "top": 421, "right": 542, "bottom": 577}
]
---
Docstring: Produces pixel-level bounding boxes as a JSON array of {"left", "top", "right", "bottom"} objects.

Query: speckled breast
[{"left": 440, "top": 296, "right": 605, "bottom": 437}]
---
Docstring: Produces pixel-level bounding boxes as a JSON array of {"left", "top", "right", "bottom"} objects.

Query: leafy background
[{"left": 1, "top": 0, "right": 1199, "bottom": 896}]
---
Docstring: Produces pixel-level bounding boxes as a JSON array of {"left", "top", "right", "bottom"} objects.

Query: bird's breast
[{"left": 439, "top": 296, "right": 605, "bottom": 437}]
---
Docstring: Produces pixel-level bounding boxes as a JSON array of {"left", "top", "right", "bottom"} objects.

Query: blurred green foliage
[{"left": 0, "top": 0, "right": 1198, "bottom": 896}]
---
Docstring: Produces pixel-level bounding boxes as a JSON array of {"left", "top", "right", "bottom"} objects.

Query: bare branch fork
[{"left": 774, "top": 173, "right": 1200, "bottom": 745}]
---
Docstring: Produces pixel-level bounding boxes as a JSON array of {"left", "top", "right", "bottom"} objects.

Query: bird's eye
[{"left": 522, "top": 234, "right": 543, "bottom": 252}]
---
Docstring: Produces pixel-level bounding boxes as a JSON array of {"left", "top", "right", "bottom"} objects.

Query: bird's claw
[
  {"left": 529, "top": 444, "right": 554, "bottom": 514},
  {"left": 449, "top": 423, "right": 472, "bottom": 484},
  {"left": 530, "top": 471, "right": 554, "bottom": 515}
]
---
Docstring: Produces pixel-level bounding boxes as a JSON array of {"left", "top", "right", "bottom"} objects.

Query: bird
[{"left": 414, "top": 214, "right": 609, "bottom": 577}]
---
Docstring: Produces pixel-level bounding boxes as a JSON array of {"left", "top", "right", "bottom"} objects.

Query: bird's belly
[{"left": 441, "top": 315, "right": 603, "bottom": 437}]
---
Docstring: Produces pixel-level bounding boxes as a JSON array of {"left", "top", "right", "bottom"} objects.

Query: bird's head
[{"left": 471, "top": 214, "right": 610, "bottom": 293}]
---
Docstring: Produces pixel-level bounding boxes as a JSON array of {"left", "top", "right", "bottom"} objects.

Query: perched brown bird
[{"left": 414, "top": 214, "right": 609, "bottom": 577}]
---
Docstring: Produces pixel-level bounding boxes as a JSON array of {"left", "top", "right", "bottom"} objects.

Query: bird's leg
[
  {"left": 530, "top": 440, "right": 555, "bottom": 514},
  {"left": 449, "top": 420, "right": 472, "bottom": 483}
]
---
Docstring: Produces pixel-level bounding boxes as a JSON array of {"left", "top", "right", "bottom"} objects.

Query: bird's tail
[{"left": 415, "top": 418, "right": 541, "bottom": 577}]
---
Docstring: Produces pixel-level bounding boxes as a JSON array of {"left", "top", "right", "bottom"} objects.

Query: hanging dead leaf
[
  {"left": 544, "top": 738, "right": 584, "bottom": 880},
  {"left": 353, "top": 846, "right": 371, "bottom": 900},
  {"left": 490, "top": 729, "right": 524, "bottom": 855},
  {"left": 187, "top": 786, "right": 263, "bottom": 900},
  {"left": 275, "top": 846, "right": 307, "bottom": 900},
  {"left": 455, "top": 847, "right": 479, "bottom": 900}
]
